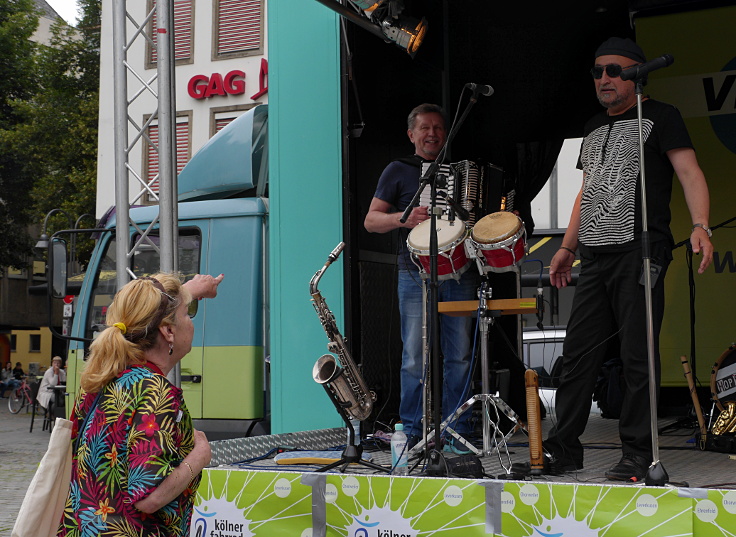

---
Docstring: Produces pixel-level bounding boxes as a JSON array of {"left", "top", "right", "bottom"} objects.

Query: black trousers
[{"left": 545, "top": 242, "right": 671, "bottom": 465}]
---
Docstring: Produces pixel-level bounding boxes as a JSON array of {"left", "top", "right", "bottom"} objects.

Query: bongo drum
[
  {"left": 407, "top": 217, "right": 470, "bottom": 280},
  {"left": 469, "top": 211, "right": 526, "bottom": 273}
]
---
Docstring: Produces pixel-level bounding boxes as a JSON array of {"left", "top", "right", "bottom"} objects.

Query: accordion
[{"left": 419, "top": 160, "right": 513, "bottom": 226}]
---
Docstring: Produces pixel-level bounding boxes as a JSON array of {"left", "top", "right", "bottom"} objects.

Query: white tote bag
[{"left": 12, "top": 418, "right": 73, "bottom": 537}]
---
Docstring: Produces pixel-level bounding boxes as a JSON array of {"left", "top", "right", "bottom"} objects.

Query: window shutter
[
  {"left": 147, "top": 120, "right": 191, "bottom": 194},
  {"left": 216, "top": 0, "right": 262, "bottom": 56},
  {"left": 150, "top": 0, "right": 193, "bottom": 63}
]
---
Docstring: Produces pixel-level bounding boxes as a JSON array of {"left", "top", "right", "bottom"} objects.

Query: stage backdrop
[{"left": 637, "top": 6, "right": 736, "bottom": 387}]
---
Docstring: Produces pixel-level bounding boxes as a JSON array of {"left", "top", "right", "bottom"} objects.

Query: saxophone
[{"left": 311, "top": 242, "right": 376, "bottom": 421}]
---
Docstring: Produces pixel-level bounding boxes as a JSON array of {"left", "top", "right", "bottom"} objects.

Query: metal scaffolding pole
[{"left": 111, "top": 0, "right": 179, "bottom": 383}]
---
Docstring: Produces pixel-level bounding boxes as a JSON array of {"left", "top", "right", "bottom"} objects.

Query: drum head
[
  {"left": 711, "top": 345, "right": 736, "bottom": 412},
  {"left": 407, "top": 217, "right": 466, "bottom": 252},
  {"left": 472, "top": 211, "right": 521, "bottom": 244}
]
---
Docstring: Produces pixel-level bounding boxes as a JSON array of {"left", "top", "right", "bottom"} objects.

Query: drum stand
[{"left": 409, "top": 274, "right": 536, "bottom": 460}]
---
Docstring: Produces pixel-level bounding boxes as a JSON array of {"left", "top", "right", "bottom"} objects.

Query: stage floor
[{"left": 209, "top": 412, "right": 734, "bottom": 489}]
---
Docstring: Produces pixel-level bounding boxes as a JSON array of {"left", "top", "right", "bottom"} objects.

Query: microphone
[
  {"left": 465, "top": 83, "right": 494, "bottom": 97},
  {"left": 620, "top": 54, "right": 674, "bottom": 81}
]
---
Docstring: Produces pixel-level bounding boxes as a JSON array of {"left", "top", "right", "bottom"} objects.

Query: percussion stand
[
  {"left": 477, "top": 278, "right": 524, "bottom": 458},
  {"left": 400, "top": 87, "right": 483, "bottom": 477}
]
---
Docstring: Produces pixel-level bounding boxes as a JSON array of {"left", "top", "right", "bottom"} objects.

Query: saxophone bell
[{"left": 313, "top": 354, "right": 343, "bottom": 385}]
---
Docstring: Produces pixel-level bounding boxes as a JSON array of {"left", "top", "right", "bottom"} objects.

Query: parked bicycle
[{"left": 8, "top": 378, "right": 33, "bottom": 414}]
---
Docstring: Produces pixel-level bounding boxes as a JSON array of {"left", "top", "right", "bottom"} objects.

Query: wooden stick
[
  {"left": 525, "top": 369, "right": 544, "bottom": 474},
  {"left": 681, "top": 355, "right": 706, "bottom": 437}
]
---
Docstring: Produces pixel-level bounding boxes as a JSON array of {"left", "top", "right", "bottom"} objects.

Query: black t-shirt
[
  {"left": 373, "top": 155, "right": 426, "bottom": 271},
  {"left": 577, "top": 99, "right": 693, "bottom": 251}
]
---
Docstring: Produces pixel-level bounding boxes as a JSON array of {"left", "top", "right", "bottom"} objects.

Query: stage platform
[{"left": 194, "top": 412, "right": 736, "bottom": 536}]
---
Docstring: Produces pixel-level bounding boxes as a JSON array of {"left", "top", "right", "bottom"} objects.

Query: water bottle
[{"left": 391, "top": 423, "right": 409, "bottom": 475}]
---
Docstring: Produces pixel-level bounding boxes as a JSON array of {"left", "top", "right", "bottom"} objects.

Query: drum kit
[{"left": 406, "top": 206, "right": 540, "bottom": 463}]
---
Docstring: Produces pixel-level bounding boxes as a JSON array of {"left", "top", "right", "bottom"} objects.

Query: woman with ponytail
[{"left": 58, "top": 272, "right": 223, "bottom": 537}]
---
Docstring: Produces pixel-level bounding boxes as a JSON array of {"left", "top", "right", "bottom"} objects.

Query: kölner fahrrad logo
[
  {"left": 345, "top": 506, "right": 418, "bottom": 537},
  {"left": 190, "top": 495, "right": 255, "bottom": 537}
]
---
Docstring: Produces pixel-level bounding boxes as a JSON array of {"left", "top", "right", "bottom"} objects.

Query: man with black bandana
[{"left": 536, "top": 37, "right": 713, "bottom": 481}]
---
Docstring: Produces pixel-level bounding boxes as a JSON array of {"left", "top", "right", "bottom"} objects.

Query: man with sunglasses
[{"left": 539, "top": 37, "right": 713, "bottom": 481}]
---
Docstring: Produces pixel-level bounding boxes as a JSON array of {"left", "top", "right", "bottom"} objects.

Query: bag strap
[{"left": 73, "top": 388, "right": 105, "bottom": 453}]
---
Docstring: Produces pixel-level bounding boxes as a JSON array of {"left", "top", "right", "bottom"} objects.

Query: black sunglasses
[{"left": 590, "top": 63, "right": 638, "bottom": 79}]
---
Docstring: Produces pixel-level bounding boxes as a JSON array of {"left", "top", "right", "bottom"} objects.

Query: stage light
[
  {"left": 379, "top": 14, "right": 427, "bottom": 57},
  {"left": 314, "top": 0, "right": 427, "bottom": 57}
]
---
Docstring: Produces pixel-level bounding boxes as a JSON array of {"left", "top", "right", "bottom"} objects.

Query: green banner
[{"left": 194, "top": 469, "right": 736, "bottom": 536}]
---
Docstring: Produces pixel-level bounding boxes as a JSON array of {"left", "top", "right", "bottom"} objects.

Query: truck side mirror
[{"left": 50, "top": 237, "right": 68, "bottom": 299}]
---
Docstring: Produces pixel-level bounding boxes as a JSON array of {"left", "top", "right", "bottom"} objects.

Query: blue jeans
[
  {"left": 1, "top": 379, "right": 19, "bottom": 396},
  {"left": 398, "top": 268, "right": 478, "bottom": 437}
]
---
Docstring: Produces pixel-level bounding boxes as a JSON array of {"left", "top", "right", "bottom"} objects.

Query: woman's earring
[{"left": 169, "top": 342, "right": 174, "bottom": 356}]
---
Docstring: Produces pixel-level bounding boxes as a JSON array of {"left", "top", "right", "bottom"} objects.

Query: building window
[
  {"left": 143, "top": 112, "right": 193, "bottom": 199},
  {"left": 209, "top": 104, "right": 256, "bottom": 137},
  {"left": 213, "top": 0, "right": 263, "bottom": 59},
  {"left": 29, "top": 334, "right": 41, "bottom": 353},
  {"left": 6, "top": 267, "right": 27, "bottom": 279},
  {"left": 32, "top": 260, "right": 46, "bottom": 280},
  {"left": 146, "top": 0, "right": 194, "bottom": 68}
]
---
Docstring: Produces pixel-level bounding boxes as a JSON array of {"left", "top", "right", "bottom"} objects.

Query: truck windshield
[{"left": 85, "top": 229, "right": 202, "bottom": 340}]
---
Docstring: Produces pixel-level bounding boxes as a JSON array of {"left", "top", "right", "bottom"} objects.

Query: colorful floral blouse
[{"left": 58, "top": 363, "right": 199, "bottom": 537}]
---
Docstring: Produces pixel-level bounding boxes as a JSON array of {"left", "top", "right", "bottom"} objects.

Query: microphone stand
[
  {"left": 400, "top": 89, "right": 482, "bottom": 477},
  {"left": 632, "top": 79, "right": 668, "bottom": 486}
]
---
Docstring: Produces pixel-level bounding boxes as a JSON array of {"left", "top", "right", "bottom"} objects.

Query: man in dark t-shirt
[
  {"left": 539, "top": 38, "right": 713, "bottom": 481},
  {"left": 365, "top": 104, "right": 478, "bottom": 455}
]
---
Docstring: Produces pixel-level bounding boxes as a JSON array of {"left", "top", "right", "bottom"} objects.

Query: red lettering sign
[
  {"left": 250, "top": 59, "right": 268, "bottom": 100},
  {"left": 206, "top": 73, "right": 226, "bottom": 97},
  {"left": 224, "top": 70, "right": 246, "bottom": 94},
  {"left": 188, "top": 74, "right": 209, "bottom": 99},
  {"left": 188, "top": 70, "right": 246, "bottom": 100}
]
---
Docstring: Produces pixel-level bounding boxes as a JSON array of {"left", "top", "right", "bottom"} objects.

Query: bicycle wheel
[{"left": 8, "top": 388, "right": 23, "bottom": 413}]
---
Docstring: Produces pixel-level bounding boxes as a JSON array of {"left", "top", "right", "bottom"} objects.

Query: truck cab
[{"left": 60, "top": 106, "right": 269, "bottom": 439}]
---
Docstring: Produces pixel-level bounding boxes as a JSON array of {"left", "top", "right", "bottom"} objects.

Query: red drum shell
[
  {"left": 470, "top": 212, "right": 526, "bottom": 272},
  {"left": 407, "top": 218, "right": 470, "bottom": 280}
]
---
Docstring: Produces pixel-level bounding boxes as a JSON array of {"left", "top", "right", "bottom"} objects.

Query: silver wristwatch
[{"left": 692, "top": 223, "right": 712, "bottom": 237}]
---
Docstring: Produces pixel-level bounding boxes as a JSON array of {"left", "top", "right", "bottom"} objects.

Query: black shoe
[
  {"left": 605, "top": 453, "right": 650, "bottom": 481},
  {"left": 511, "top": 454, "right": 583, "bottom": 476},
  {"left": 407, "top": 435, "right": 420, "bottom": 451}
]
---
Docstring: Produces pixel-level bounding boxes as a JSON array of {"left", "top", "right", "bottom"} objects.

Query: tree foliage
[
  {"left": 0, "top": 0, "right": 41, "bottom": 269},
  {"left": 0, "top": 0, "right": 100, "bottom": 270}
]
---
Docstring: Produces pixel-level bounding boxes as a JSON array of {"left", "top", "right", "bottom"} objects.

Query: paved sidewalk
[{"left": 0, "top": 396, "right": 54, "bottom": 537}]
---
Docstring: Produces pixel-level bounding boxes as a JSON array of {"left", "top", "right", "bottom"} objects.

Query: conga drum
[
  {"left": 407, "top": 217, "right": 470, "bottom": 280},
  {"left": 469, "top": 211, "right": 526, "bottom": 273}
]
